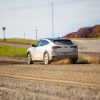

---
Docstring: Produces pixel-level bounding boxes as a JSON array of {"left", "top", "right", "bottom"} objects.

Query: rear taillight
[{"left": 52, "top": 46, "right": 61, "bottom": 49}]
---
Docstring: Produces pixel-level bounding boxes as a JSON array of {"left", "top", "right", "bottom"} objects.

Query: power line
[{"left": 23, "top": 33, "right": 25, "bottom": 39}]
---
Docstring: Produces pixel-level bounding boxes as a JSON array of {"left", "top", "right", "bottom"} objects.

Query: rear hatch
[{"left": 52, "top": 39, "right": 77, "bottom": 55}]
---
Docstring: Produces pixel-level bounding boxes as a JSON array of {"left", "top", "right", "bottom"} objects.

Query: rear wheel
[
  {"left": 27, "top": 53, "right": 33, "bottom": 64},
  {"left": 71, "top": 58, "right": 78, "bottom": 64},
  {"left": 43, "top": 52, "right": 50, "bottom": 65}
]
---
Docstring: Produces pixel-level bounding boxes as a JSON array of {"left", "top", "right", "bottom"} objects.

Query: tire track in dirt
[{"left": 0, "top": 74, "right": 100, "bottom": 88}]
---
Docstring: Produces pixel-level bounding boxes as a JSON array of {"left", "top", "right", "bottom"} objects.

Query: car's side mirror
[{"left": 32, "top": 44, "right": 36, "bottom": 47}]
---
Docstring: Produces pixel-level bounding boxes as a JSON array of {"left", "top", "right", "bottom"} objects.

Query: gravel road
[
  {"left": 0, "top": 64, "right": 100, "bottom": 100},
  {"left": 0, "top": 64, "right": 100, "bottom": 86}
]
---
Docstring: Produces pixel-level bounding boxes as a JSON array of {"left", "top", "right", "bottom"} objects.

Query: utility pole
[
  {"left": 51, "top": 2, "right": 54, "bottom": 38},
  {"left": 23, "top": 32, "right": 25, "bottom": 39},
  {"left": 35, "top": 27, "right": 38, "bottom": 40},
  {"left": 2, "top": 27, "right": 6, "bottom": 41}
]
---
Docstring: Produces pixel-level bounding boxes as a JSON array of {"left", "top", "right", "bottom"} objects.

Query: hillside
[{"left": 63, "top": 25, "right": 100, "bottom": 38}]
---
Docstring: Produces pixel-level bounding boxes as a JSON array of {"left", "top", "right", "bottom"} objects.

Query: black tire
[
  {"left": 43, "top": 52, "right": 50, "bottom": 65},
  {"left": 27, "top": 53, "right": 33, "bottom": 64},
  {"left": 71, "top": 58, "right": 78, "bottom": 64}
]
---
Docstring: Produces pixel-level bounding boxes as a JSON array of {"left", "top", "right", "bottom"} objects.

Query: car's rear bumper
[{"left": 50, "top": 54, "right": 78, "bottom": 61}]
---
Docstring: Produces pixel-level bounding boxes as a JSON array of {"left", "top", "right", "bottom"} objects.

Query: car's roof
[{"left": 46, "top": 38, "right": 71, "bottom": 41}]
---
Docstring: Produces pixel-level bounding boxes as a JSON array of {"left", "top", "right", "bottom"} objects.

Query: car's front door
[
  {"left": 33, "top": 40, "right": 44, "bottom": 60},
  {"left": 35, "top": 40, "right": 49, "bottom": 60}
]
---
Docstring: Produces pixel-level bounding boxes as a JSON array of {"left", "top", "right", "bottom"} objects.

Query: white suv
[{"left": 27, "top": 38, "right": 78, "bottom": 64}]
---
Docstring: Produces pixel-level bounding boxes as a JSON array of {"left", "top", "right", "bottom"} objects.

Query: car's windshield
[
  {"left": 35, "top": 40, "right": 41, "bottom": 46},
  {"left": 53, "top": 40, "right": 73, "bottom": 45}
]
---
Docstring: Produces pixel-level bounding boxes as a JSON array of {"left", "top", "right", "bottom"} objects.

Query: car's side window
[
  {"left": 40, "top": 40, "right": 49, "bottom": 46},
  {"left": 44, "top": 40, "right": 49, "bottom": 45},
  {"left": 35, "top": 40, "right": 49, "bottom": 47}
]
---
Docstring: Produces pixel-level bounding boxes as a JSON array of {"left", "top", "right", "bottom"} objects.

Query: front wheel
[
  {"left": 43, "top": 52, "right": 50, "bottom": 65},
  {"left": 27, "top": 53, "right": 33, "bottom": 64}
]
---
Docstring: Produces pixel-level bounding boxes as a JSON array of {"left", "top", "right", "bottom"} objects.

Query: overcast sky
[{"left": 0, "top": 0, "right": 100, "bottom": 39}]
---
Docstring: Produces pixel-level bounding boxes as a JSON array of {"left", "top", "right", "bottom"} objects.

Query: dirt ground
[
  {"left": 0, "top": 54, "right": 100, "bottom": 100},
  {"left": 0, "top": 56, "right": 27, "bottom": 65},
  {"left": 0, "top": 56, "right": 100, "bottom": 100}
]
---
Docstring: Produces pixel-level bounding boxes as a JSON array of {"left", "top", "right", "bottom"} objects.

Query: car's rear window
[{"left": 53, "top": 40, "right": 73, "bottom": 45}]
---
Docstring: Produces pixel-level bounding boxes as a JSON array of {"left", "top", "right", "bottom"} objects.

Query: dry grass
[
  {"left": 78, "top": 52, "right": 100, "bottom": 64},
  {"left": 84, "top": 56, "right": 100, "bottom": 64}
]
